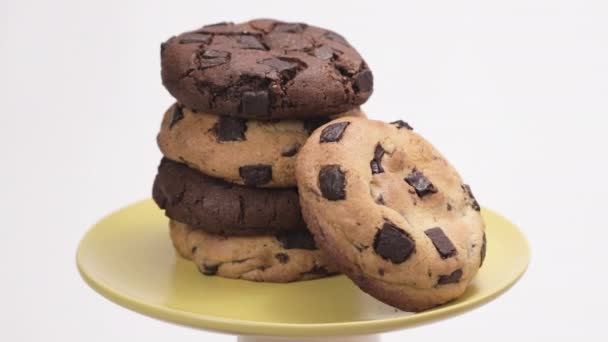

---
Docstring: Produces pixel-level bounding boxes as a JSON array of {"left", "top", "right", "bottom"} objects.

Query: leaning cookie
[
  {"left": 296, "top": 117, "right": 486, "bottom": 311},
  {"left": 161, "top": 19, "right": 373, "bottom": 119},
  {"left": 170, "top": 220, "right": 339, "bottom": 283},
  {"left": 153, "top": 158, "right": 306, "bottom": 235},
  {"left": 158, "top": 103, "right": 364, "bottom": 188}
]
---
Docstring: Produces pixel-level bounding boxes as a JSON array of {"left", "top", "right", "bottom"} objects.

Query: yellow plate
[{"left": 76, "top": 200, "right": 529, "bottom": 337}]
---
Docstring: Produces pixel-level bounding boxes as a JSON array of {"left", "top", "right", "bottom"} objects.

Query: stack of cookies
[{"left": 152, "top": 19, "right": 374, "bottom": 283}]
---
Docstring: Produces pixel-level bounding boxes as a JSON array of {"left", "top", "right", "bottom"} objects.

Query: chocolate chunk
[
  {"left": 191, "top": 246, "right": 198, "bottom": 254},
  {"left": 281, "top": 143, "right": 300, "bottom": 157},
  {"left": 314, "top": 45, "right": 337, "bottom": 60},
  {"left": 370, "top": 143, "right": 385, "bottom": 174},
  {"left": 276, "top": 230, "right": 317, "bottom": 250},
  {"left": 237, "top": 35, "right": 266, "bottom": 50},
  {"left": 480, "top": 233, "right": 487, "bottom": 267},
  {"left": 304, "top": 117, "right": 331, "bottom": 134},
  {"left": 320, "top": 122, "right": 350, "bottom": 143},
  {"left": 324, "top": 31, "right": 349, "bottom": 46},
  {"left": 214, "top": 116, "right": 247, "bottom": 142},
  {"left": 199, "top": 49, "right": 231, "bottom": 68},
  {"left": 179, "top": 33, "right": 212, "bottom": 44},
  {"left": 259, "top": 58, "right": 302, "bottom": 79},
  {"left": 375, "top": 194, "right": 385, "bottom": 205},
  {"left": 169, "top": 105, "right": 184, "bottom": 128},
  {"left": 302, "top": 265, "right": 330, "bottom": 276},
  {"left": 318, "top": 165, "right": 346, "bottom": 200},
  {"left": 353, "top": 70, "right": 373, "bottom": 92},
  {"left": 200, "top": 264, "right": 219, "bottom": 276},
  {"left": 239, "top": 164, "right": 272, "bottom": 186},
  {"left": 425, "top": 227, "right": 457, "bottom": 259},
  {"left": 391, "top": 120, "right": 413, "bottom": 130},
  {"left": 373, "top": 222, "right": 415, "bottom": 264},
  {"left": 462, "top": 184, "right": 481, "bottom": 211},
  {"left": 447, "top": 203, "right": 452, "bottom": 211},
  {"left": 241, "top": 91, "right": 269, "bottom": 116},
  {"left": 404, "top": 170, "right": 437, "bottom": 197},
  {"left": 275, "top": 253, "right": 290, "bottom": 264},
  {"left": 438, "top": 269, "right": 463, "bottom": 285},
  {"left": 274, "top": 23, "right": 306, "bottom": 33}
]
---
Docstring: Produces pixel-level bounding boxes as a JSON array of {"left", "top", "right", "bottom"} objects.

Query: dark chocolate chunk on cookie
[
  {"left": 373, "top": 222, "right": 415, "bottom": 264},
  {"left": 275, "top": 253, "right": 290, "bottom": 264},
  {"left": 179, "top": 32, "right": 212, "bottom": 44},
  {"left": 169, "top": 105, "right": 184, "bottom": 128},
  {"left": 241, "top": 91, "right": 269, "bottom": 116},
  {"left": 425, "top": 227, "right": 457, "bottom": 259},
  {"left": 462, "top": 184, "right": 481, "bottom": 211},
  {"left": 198, "top": 49, "right": 231, "bottom": 68},
  {"left": 314, "top": 45, "right": 338, "bottom": 60},
  {"left": 438, "top": 269, "right": 463, "bottom": 285},
  {"left": 161, "top": 19, "right": 373, "bottom": 119},
  {"left": 200, "top": 264, "right": 219, "bottom": 276},
  {"left": 405, "top": 170, "right": 437, "bottom": 197},
  {"left": 370, "top": 143, "right": 385, "bottom": 174},
  {"left": 302, "top": 265, "right": 332, "bottom": 276},
  {"left": 214, "top": 116, "right": 247, "bottom": 142},
  {"left": 276, "top": 229, "right": 317, "bottom": 250},
  {"left": 237, "top": 35, "right": 266, "bottom": 50},
  {"left": 318, "top": 165, "right": 346, "bottom": 200},
  {"left": 320, "top": 122, "right": 350, "bottom": 143},
  {"left": 239, "top": 164, "right": 272, "bottom": 186},
  {"left": 304, "top": 117, "right": 332, "bottom": 134},
  {"left": 391, "top": 120, "right": 413, "bottom": 130},
  {"left": 353, "top": 69, "right": 373, "bottom": 92}
]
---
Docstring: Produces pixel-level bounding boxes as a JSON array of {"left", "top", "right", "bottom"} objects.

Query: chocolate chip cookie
[
  {"left": 157, "top": 103, "right": 363, "bottom": 188},
  {"left": 161, "top": 19, "right": 373, "bottom": 119},
  {"left": 296, "top": 117, "right": 486, "bottom": 311},
  {"left": 169, "top": 220, "right": 339, "bottom": 283},
  {"left": 153, "top": 158, "right": 306, "bottom": 235}
]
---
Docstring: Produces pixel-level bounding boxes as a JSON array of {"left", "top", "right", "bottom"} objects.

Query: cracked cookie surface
[
  {"left": 153, "top": 158, "right": 306, "bottom": 235},
  {"left": 169, "top": 220, "right": 339, "bottom": 283},
  {"left": 157, "top": 103, "right": 363, "bottom": 188},
  {"left": 296, "top": 117, "right": 486, "bottom": 311},
  {"left": 161, "top": 19, "right": 373, "bottom": 119}
]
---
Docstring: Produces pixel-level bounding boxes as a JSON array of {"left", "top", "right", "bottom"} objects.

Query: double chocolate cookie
[
  {"left": 296, "top": 117, "right": 486, "bottom": 311},
  {"left": 170, "top": 220, "right": 339, "bottom": 283},
  {"left": 153, "top": 158, "right": 306, "bottom": 235},
  {"left": 157, "top": 103, "right": 363, "bottom": 188},
  {"left": 161, "top": 19, "right": 373, "bottom": 119}
]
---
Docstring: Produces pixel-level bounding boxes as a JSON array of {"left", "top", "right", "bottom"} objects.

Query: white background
[{"left": 1, "top": 0, "right": 607, "bottom": 340}]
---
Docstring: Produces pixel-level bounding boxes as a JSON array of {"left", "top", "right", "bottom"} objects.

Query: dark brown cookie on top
[
  {"left": 152, "top": 158, "right": 306, "bottom": 235},
  {"left": 161, "top": 19, "right": 373, "bottom": 119}
]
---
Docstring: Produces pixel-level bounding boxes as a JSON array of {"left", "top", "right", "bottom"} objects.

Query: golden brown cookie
[
  {"left": 296, "top": 117, "right": 486, "bottom": 311},
  {"left": 170, "top": 220, "right": 339, "bottom": 283},
  {"left": 157, "top": 103, "right": 363, "bottom": 187}
]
